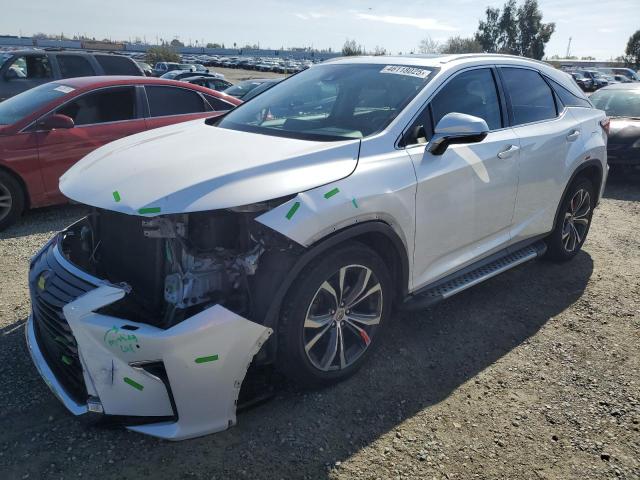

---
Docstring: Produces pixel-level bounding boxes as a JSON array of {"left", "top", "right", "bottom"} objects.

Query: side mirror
[
  {"left": 427, "top": 112, "right": 489, "bottom": 156},
  {"left": 37, "top": 114, "right": 75, "bottom": 130}
]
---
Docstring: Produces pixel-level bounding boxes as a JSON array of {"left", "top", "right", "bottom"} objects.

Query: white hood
[{"left": 60, "top": 119, "right": 360, "bottom": 215}]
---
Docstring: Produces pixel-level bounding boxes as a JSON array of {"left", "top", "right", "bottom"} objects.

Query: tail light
[{"left": 600, "top": 117, "right": 610, "bottom": 136}]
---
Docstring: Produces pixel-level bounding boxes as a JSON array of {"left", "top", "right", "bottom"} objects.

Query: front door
[
  {"left": 35, "top": 86, "right": 147, "bottom": 203},
  {"left": 405, "top": 67, "right": 519, "bottom": 289}
]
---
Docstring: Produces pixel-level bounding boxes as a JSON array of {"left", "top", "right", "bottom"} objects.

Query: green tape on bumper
[
  {"left": 195, "top": 354, "right": 219, "bottom": 364},
  {"left": 285, "top": 201, "right": 301, "bottom": 220},
  {"left": 61, "top": 355, "right": 72, "bottom": 365},
  {"left": 138, "top": 207, "right": 161, "bottom": 215},
  {"left": 112, "top": 191, "right": 121, "bottom": 202},
  {"left": 123, "top": 377, "right": 144, "bottom": 391},
  {"left": 324, "top": 187, "right": 339, "bottom": 199}
]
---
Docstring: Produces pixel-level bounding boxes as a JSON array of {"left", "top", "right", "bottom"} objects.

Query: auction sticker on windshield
[{"left": 380, "top": 65, "right": 431, "bottom": 79}]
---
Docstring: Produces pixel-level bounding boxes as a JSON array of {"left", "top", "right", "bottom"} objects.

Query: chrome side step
[{"left": 402, "top": 241, "right": 547, "bottom": 311}]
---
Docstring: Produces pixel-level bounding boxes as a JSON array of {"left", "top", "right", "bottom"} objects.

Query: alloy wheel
[
  {"left": 562, "top": 188, "right": 591, "bottom": 253},
  {"left": 0, "top": 182, "right": 12, "bottom": 223},
  {"left": 303, "top": 264, "right": 383, "bottom": 372}
]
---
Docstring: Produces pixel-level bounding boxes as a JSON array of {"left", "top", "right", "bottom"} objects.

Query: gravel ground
[
  {"left": 211, "top": 66, "right": 286, "bottom": 83},
  {"left": 0, "top": 174, "right": 638, "bottom": 480}
]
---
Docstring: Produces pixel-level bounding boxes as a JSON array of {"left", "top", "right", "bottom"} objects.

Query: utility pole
[{"left": 565, "top": 37, "right": 572, "bottom": 58}]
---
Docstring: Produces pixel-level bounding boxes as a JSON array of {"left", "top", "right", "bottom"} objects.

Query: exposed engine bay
[{"left": 59, "top": 201, "right": 301, "bottom": 331}]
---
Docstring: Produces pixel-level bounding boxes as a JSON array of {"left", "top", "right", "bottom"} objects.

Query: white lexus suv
[{"left": 26, "top": 54, "right": 608, "bottom": 440}]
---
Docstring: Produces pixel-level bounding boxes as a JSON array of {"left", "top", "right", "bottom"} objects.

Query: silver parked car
[{"left": 27, "top": 54, "right": 608, "bottom": 440}]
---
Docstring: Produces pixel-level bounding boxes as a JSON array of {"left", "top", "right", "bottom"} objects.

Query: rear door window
[
  {"left": 145, "top": 86, "right": 206, "bottom": 117},
  {"left": 57, "top": 55, "right": 95, "bottom": 78},
  {"left": 95, "top": 55, "right": 140, "bottom": 75},
  {"left": 4, "top": 55, "right": 52, "bottom": 80},
  {"left": 56, "top": 87, "right": 136, "bottom": 125},
  {"left": 501, "top": 67, "right": 557, "bottom": 125},
  {"left": 431, "top": 68, "right": 503, "bottom": 130}
]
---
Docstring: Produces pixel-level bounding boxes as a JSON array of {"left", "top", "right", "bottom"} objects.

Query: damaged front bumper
[{"left": 26, "top": 235, "right": 272, "bottom": 440}]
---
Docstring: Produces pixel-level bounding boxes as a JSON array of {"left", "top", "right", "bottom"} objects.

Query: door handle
[
  {"left": 566, "top": 130, "right": 581, "bottom": 141},
  {"left": 497, "top": 144, "right": 519, "bottom": 159}
]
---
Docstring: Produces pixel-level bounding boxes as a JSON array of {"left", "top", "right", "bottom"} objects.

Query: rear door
[
  {"left": 406, "top": 67, "right": 520, "bottom": 288},
  {"left": 35, "top": 86, "right": 147, "bottom": 202},
  {"left": 143, "top": 85, "right": 225, "bottom": 130},
  {"left": 499, "top": 66, "right": 582, "bottom": 243}
]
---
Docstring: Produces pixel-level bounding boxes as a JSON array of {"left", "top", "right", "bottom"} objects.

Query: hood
[
  {"left": 60, "top": 119, "right": 360, "bottom": 215},
  {"left": 608, "top": 118, "right": 640, "bottom": 146}
]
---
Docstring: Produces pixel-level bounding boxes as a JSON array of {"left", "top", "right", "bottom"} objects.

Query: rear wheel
[
  {"left": 545, "top": 177, "right": 595, "bottom": 261},
  {"left": 277, "top": 242, "right": 392, "bottom": 387},
  {"left": 0, "top": 170, "right": 25, "bottom": 232}
]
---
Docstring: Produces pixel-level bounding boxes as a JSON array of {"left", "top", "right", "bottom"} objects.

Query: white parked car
[{"left": 27, "top": 54, "right": 608, "bottom": 440}]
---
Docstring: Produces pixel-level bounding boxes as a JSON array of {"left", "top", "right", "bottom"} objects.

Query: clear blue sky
[{"left": 2, "top": 0, "right": 638, "bottom": 59}]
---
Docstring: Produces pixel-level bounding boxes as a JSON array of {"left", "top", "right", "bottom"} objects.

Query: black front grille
[{"left": 30, "top": 241, "right": 96, "bottom": 403}]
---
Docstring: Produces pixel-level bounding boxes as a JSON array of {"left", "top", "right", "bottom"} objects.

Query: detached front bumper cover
[{"left": 27, "top": 240, "right": 272, "bottom": 441}]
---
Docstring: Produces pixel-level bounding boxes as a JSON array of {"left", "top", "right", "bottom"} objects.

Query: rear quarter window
[
  {"left": 203, "top": 94, "right": 235, "bottom": 111},
  {"left": 95, "top": 55, "right": 141, "bottom": 76},
  {"left": 501, "top": 67, "right": 557, "bottom": 125},
  {"left": 547, "top": 78, "right": 592, "bottom": 108}
]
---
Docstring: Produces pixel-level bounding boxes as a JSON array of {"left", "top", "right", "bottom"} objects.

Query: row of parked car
[{"left": 567, "top": 67, "right": 639, "bottom": 92}]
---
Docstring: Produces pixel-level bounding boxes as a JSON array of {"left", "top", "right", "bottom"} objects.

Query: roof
[
  {"left": 323, "top": 53, "right": 551, "bottom": 69},
  {"left": 598, "top": 83, "right": 640, "bottom": 91},
  {"left": 54, "top": 76, "right": 241, "bottom": 104}
]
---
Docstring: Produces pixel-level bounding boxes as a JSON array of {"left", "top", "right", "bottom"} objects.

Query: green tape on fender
[
  {"left": 324, "top": 187, "right": 339, "bottom": 199},
  {"left": 112, "top": 191, "right": 121, "bottom": 202},
  {"left": 285, "top": 202, "right": 300, "bottom": 220},
  {"left": 352, "top": 198, "right": 359, "bottom": 208},
  {"left": 123, "top": 377, "right": 144, "bottom": 391},
  {"left": 61, "top": 355, "right": 72, "bottom": 365},
  {"left": 138, "top": 207, "right": 161, "bottom": 215},
  {"left": 195, "top": 355, "right": 219, "bottom": 364}
]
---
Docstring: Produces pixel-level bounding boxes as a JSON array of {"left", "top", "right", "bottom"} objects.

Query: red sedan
[{"left": 0, "top": 76, "right": 241, "bottom": 230}]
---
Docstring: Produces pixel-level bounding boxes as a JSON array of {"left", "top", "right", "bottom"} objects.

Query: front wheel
[
  {"left": 277, "top": 242, "right": 393, "bottom": 388},
  {"left": 545, "top": 177, "right": 595, "bottom": 261}
]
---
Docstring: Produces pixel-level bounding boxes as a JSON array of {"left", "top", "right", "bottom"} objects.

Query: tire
[
  {"left": 276, "top": 241, "right": 393, "bottom": 388},
  {"left": 545, "top": 177, "right": 595, "bottom": 262},
  {"left": 0, "top": 170, "right": 25, "bottom": 232}
]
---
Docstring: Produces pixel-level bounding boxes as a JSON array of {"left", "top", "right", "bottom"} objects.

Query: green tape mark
[
  {"left": 352, "top": 198, "right": 359, "bottom": 208},
  {"left": 195, "top": 354, "right": 219, "bottom": 364},
  {"left": 61, "top": 355, "right": 72, "bottom": 365},
  {"left": 285, "top": 202, "right": 300, "bottom": 220},
  {"left": 112, "top": 191, "right": 121, "bottom": 202},
  {"left": 123, "top": 377, "right": 144, "bottom": 391},
  {"left": 324, "top": 187, "right": 340, "bottom": 199},
  {"left": 138, "top": 207, "right": 161, "bottom": 215}
]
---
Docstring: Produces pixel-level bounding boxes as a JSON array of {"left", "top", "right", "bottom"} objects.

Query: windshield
[
  {"left": 0, "top": 53, "right": 11, "bottom": 69},
  {"left": 218, "top": 63, "right": 435, "bottom": 141},
  {"left": 0, "top": 82, "right": 70, "bottom": 125},
  {"left": 224, "top": 80, "right": 264, "bottom": 98},
  {"left": 590, "top": 89, "right": 640, "bottom": 118}
]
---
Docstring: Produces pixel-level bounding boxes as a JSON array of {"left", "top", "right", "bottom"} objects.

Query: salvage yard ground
[{"left": 0, "top": 173, "right": 638, "bottom": 479}]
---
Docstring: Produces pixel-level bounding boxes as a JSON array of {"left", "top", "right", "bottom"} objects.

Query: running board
[{"left": 402, "top": 241, "right": 547, "bottom": 311}]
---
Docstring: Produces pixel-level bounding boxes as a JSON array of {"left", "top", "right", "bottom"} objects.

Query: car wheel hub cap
[
  {"left": 303, "top": 264, "right": 383, "bottom": 372},
  {"left": 0, "top": 183, "right": 12, "bottom": 222}
]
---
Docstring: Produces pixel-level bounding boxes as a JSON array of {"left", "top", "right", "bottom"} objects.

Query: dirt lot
[
  {"left": 0, "top": 174, "right": 638, "bottom": 480},
  {"left": 212, "top": 66, "right": 286, "bottom": 84}
]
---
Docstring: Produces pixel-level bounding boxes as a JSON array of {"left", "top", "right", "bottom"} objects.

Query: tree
[
  {"left": 170, "top": 38, "right": 184, "bottom": 47},
  {"left": 625, "top": 30, "right": 640, "bottom": 68},
  {"left": 440, "top": 36, "right": 483, "bottom": 54},
  {"left": 475, "top": 7, "right": 501, "bottom": 53},
  {"left": 373, "top": 46, "right": 387, "bottom": 56},
  {"left": 145, "top": 46, "right": 180, "bottom": 65},
  {"left": 342, "top": 39, "right": 363, "bottom": 56},
  {"left": 206, "top": 43, "right": 222, "bottom": 48},
  {"left": 498, "top": 0, "right": 519, "bottom": 54},
  {"left": 418, "top": 36, "right": 440, "bottom": 54},
  {"left": 474, "top": 0, "right": 555, "bottom": 59},
  {"left": 517, "top": 0, "right": 555, "bottom": 59}
]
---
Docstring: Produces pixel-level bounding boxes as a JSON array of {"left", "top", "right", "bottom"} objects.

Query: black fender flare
[{"left": 257, "top": 220, "right": 409, "bottom": 361}]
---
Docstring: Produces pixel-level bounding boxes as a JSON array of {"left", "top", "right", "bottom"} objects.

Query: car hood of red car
[{"left": 59, "top": 118, "right": 360, "bottom": 215}]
